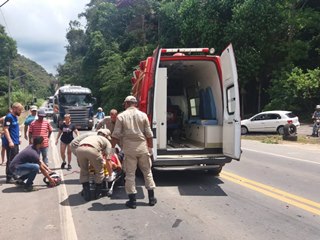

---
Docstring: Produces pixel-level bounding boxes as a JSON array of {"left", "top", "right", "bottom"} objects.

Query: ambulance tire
[{"left": 206, "top": 165, "right": 223, "bottom": 176}]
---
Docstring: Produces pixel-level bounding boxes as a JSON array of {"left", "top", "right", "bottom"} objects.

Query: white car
[{"left": 241, "top": 110, "right": 300, "bottom": 135}]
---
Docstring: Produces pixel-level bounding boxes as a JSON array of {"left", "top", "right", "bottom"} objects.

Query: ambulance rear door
[
  {"left": 221, "top": 44, "right": 241, "bottom": 160},
  {"left": 150, "top": 47, "right": 165, "bottom": 159}
]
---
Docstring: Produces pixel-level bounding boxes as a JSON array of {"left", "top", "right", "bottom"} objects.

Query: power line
[
  {"left": 0, "top": 4, "right": 11, "bottom": 36},
  {"left": 0, "top": 0, "right": 9, "bottom": 8}
]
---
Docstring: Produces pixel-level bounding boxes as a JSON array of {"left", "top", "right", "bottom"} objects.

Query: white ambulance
[{"left": 131, "top": 44, "right": 241, "bottom": 174}]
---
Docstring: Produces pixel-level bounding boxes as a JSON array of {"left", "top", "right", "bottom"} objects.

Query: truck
[
  {"left": 53, "top": 85, "right": 96, "bottom": 130},
  {"left": 130, "top": 44, "right": 241, "bottom": 174}
]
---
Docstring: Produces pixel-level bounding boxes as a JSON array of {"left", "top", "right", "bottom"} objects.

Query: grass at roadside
[
  {"left": 19, "top": 110, "right": 29, "bottom": 125},
  {"left": 241, "top": 134, "right": 320, "bottom": 145}
]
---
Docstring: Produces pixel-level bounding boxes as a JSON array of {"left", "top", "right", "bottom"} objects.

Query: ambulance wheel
[{"left": 206, "top": 166, "right": 223, "bottom": 176}]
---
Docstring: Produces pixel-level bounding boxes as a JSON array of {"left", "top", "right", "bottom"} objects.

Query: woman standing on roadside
[{"left": 55, "top": 114, "right": 79, "bottom": 170}]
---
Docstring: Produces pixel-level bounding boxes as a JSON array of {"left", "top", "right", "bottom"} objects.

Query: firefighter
[
  {"left": 76, "top": 129, "right": 114, "bottom": 201},
  {"left": 111, "top": 95, "right": 156, "bottom": 209}
]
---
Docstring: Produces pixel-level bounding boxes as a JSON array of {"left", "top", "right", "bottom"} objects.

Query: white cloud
[{"left": 0, "top": 0, "right": 90, "bottom": 74}]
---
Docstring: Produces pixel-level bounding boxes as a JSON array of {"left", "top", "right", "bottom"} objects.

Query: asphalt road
[{"left": 1, "top": 122, "right": 319, "bottom": 240}]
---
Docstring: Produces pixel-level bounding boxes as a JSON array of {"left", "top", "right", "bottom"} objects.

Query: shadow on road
[
  {"left": 87, "top": 186, "right": 153, "bottom": 212},
  {"left": 63, "top": 179, "right": 81, "bottom": 185},
  {"left": 59, "top": 170, "right": 227, "bottom": 210},
  {"left": 2, "top": 184, "right": 51, "bottom": 193},
  {"left": 153, "top": 170, "right": 227, "bottom": 197},
  {"left": 88, "top": 202, "right": 127, "bottom": 211},
  {"left": 60, "top": 192, "right": 88, "bottom": 206}
]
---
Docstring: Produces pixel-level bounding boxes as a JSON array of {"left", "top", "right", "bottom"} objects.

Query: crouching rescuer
[
  {"left": 111, "top": 95, "right": 157, "bottom": 209},
  {"left": 76, "top": 129, "right": 114, "bottom": 201}
]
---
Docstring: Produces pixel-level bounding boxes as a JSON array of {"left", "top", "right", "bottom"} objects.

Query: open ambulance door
[
  {"left": 221, "top": 44, "right": 241, "bottom": 160},
  {"left": 150, "top": 47, "right": 166, "bottom": 159}
]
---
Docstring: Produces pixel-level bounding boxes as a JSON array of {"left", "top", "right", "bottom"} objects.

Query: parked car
[
  {"left": 241, "top": 110, "right": 300, "bottom": 135},
  {"left": 44, "top": 107, "right": 54, "bottom": 117}
]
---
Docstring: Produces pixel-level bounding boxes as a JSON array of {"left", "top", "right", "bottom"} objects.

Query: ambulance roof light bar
[{"left": 161, "top": 48, "right": 215, "bottom": 55}]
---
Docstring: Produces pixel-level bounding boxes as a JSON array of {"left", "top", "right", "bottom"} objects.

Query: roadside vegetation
[
  {"left": 242, "top": 134, "right": 320, "bottom": 145},
  {"left": 1, "top": 0, "right": 319, "bottom": 117}
]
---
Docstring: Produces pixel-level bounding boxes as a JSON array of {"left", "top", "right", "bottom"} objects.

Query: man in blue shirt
[
  {"left": 3, "top": 102, "right": 24, "bottom": 183},
  {"left": 94, "top": 107, "right": 105, "bottom": 129},
  {"left": 95, "top": 107, "right": 105, "bottom": 120}
]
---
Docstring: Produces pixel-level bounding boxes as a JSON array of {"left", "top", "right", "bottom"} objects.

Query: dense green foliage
[
  {"left": 266, "top": 67, "right": 320, "bottom": 112},
  {"left": 0, "top": 26, "right": 55, "bottom": 115},
  {"left": 2, "top": 0, "right": 319, "bottom": 118},
  {"left": 57, "top": 0, "right": 319, "bottom": 117}
]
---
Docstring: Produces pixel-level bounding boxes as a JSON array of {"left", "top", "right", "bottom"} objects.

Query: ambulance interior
[{"left": 158, "top": 59, "right": 223, "bottom": 149}]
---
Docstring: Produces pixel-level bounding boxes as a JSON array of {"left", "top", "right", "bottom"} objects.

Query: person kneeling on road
[
  {"left": 9, "top": 136, "right": 56, "bottom": 192},
  {"left": 76, "top": 129, "right": 114, "bottom": 201}
]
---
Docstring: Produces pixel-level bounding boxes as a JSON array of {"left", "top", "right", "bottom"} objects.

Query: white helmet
[
  {"left": 316, "top": 105, "right": 320, "bottom": 110},
  {"left": 43, "top": 172, "right": 61, "bottom": 187},
  {"left": 98, "top": 107, "right": 102, "bottom": 111}
]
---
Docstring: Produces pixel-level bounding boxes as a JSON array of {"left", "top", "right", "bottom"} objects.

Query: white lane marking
[
  {"left": 242, "top": 147, "right": 320, "bottom": 165},
  {"left": 50, "top": 134, "right": 78, "bottom": 240}
]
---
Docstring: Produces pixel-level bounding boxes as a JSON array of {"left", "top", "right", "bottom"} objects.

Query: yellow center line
[{"left": 220, "top": 171, "right": 320, "bottom": 216}]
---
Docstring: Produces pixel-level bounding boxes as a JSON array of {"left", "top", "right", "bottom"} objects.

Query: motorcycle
[
  {"left": 312, "top": 117, "right": 320, "bottom": 137},
  {"left": 94, "top": 118, "right": 104, "bottom": 130}
]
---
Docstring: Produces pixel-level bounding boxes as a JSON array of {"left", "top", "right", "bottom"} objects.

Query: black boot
[
  {"left": 126, "top": 194, "right": 137, "bottom": 209},
  {"left": 95, "top": 183, "right": 103, "bottom": 199},
  {"left": 82, "top": 182, "right": 90, "bottom": 201},
  {"left": 148, "top": 190, "right": 157, "bottom": 206}
]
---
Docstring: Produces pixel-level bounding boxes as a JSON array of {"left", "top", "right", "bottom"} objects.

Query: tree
[
  {"left": 57, "top": 0, "right": 320, "bottom": 118},
  {"left": 57, "top": 20, "right": 87, "bottom": 86},
  {"left": 266, "top": 67, "right": 320, "bottom": 113},
  {"left": 157, "top": 1, "right": 182, "bottom": 47},
  {"left": 0, "top": 25, "right": 17, "bottom": 73}
]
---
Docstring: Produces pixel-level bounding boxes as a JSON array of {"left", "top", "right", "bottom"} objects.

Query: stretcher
[{"left": 86, "top": 164, "right": 124, "bottom": 200}]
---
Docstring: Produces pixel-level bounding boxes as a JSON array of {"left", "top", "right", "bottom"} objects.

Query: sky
[{"left": 0, "top": 0, "right": 90, "bottom": 75}]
